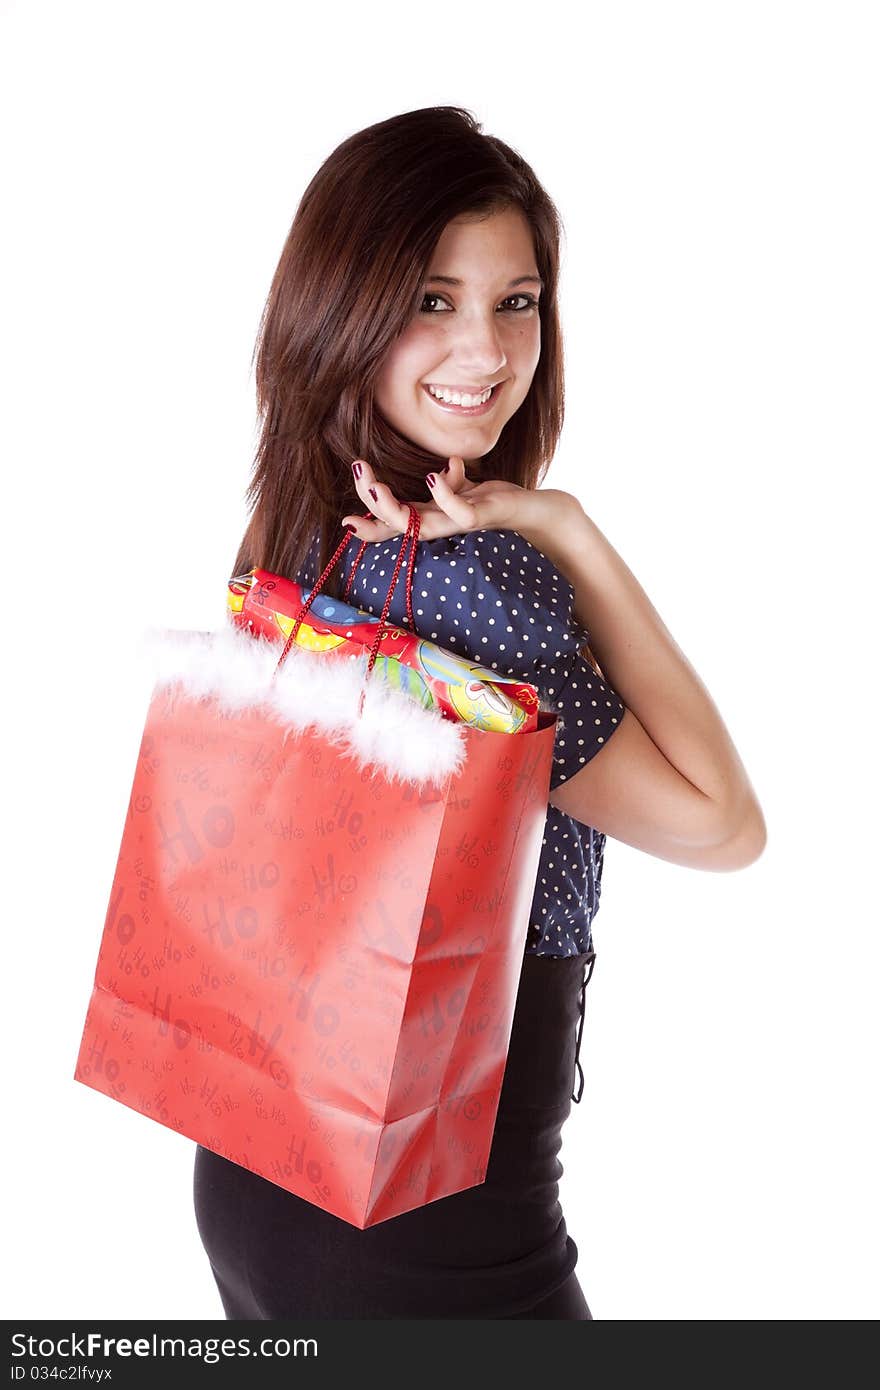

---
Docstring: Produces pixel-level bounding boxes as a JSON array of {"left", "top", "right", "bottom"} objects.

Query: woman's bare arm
[{"left": 520, "top": 491, "right": 767, "bottom": 869}]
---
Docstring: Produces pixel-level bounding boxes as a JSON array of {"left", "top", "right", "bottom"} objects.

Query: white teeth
[{"left": 427, "top": 384, "right": 493, "bottom": 406}]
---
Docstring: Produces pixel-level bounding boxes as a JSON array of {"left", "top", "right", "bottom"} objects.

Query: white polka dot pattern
[{"left": 297, "top": 528, "right": 626, "bottom": 958}]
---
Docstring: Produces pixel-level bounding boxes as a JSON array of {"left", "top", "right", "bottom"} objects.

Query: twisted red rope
[{"left": 272, "top": 508, "right": 422, "bottom": 720}]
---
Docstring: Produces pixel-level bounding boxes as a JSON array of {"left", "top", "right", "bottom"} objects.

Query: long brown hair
[{"left": 231, "top": 104, "right": 603, "bottom": 674}]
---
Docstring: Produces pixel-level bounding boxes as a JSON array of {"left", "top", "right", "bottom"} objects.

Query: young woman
[{"left": 192, "top": 105, "right": 766, "bottom": 1320}]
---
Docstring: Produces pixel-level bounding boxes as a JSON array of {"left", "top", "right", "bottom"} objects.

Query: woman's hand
[{"left": 341, "top": 455, "right": 569, "bottom": 545}]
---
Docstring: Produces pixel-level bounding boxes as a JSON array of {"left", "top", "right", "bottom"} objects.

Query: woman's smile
[{"left": 420, "top": 379, "right": 507, "bottom": 417}]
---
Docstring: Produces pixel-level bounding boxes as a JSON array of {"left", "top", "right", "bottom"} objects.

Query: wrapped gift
[{"left": 228, "top": 567, "right": 540, "bottom": 735}]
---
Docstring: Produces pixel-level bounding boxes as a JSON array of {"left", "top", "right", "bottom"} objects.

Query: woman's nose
[{"left": 452, "top": 315, "right": 508, "bottom": 376}]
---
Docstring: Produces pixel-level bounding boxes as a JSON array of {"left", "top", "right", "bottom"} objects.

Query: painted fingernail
[
  {"left": 368, "top": 486, "right": 378, "bottom": 501},
  {"left": 352, "top": 461, "right": 363, "bottom": 479},
  {"left": 426, "top": 474, "right": 436, "bottom": 487}
]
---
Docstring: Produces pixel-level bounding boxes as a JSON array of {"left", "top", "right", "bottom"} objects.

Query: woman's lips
[{"left": 421, "top": 380, "right": 506, "bottom": 416}]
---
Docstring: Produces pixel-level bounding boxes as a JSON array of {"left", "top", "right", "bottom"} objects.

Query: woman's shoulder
[
  {"left": 304, "top": 524, "right": 566, "bottom": 588},
  {"left": 301, "top": 525, "right": 588, "bottom": 649},
  {"left": 414, "top": 527, "right": 581, "bottom": 627},
  {"left": 393, "top": 527, "right": 591, "bottom": 668}
]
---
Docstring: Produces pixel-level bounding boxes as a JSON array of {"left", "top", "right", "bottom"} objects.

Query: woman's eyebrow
[{"left": 425, "top": 274, "right": 544, "bottom": 289}]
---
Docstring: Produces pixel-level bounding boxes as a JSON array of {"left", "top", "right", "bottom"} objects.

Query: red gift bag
[{"left": 74, "top": 508, "right": 559, "bottom": 1228}]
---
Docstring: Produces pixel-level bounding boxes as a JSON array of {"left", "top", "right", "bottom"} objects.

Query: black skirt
[{"left": 193, "top": 949, "right": 595, "bottom": 1319}]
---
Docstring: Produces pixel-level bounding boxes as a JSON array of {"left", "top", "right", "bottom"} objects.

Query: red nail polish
[
  {"left": 426, "top": 474, "right": 436, "bottom": 487},
  {"left": 352, "top": 461, "right": 363, "bottom": 479},
  {"left": 368, "top": 486, "right": 377, "bottom": 501}
]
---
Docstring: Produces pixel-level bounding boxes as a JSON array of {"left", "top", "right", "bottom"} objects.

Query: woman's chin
[
  {"left": 422, "top": 420, "right": 502, "bottom": 459},
  {"left": 376, "top": 406, "right": 500, "bottom": 465}
]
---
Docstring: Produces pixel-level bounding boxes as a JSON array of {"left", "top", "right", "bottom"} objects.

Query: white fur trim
[{"left": 138, "top": 621, "right": 470, "bottom": 788}]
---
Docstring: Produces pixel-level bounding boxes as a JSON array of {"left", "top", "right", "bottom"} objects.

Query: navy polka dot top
[{"left": 296, "top": 526, "right": 627, "bottom": 960}]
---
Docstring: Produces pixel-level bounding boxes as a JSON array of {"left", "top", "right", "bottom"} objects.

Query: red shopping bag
[{"left": 74, "top": 508, "right": 559, "bottom": 1228}]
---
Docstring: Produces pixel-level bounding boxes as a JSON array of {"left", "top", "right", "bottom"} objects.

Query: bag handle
[{"left": 271, "top": 505, "right": 422, "bottom": 719}]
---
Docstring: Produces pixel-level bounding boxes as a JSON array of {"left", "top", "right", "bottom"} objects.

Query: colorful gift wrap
[{"left": 228, "top": 567, "right": 540, "bottom": 734}]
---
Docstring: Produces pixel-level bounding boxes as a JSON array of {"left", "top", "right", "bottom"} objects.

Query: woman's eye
[
  {"left": 418, "top": 293, "right": 539, "bottom": 314},
  {"left": 502, "top": 294, "right": 539, "bottom": 312},
  {"left": 419, "top": 293, "right": 452, "bottom": 313}
]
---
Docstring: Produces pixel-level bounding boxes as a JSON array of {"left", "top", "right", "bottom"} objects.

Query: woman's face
[{"left": 373, "top": 206, "right": 542, "bottom": 464}]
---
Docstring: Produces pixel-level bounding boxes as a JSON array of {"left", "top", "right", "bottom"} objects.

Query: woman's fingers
[
  {"left": 440, "top": 456, "right": 478, "bottom": 494},
  {"left": 341, "top": 459, "right": 412, "bottom": 539},
  {"left": 338, "top": 509, "right": 401, "bottom": 543},
  {"left": 425, "top": 463, "right": 477, "bottom": 525},
  {"left": 340, "top": 455, "right": 479, "bottom": 540}
]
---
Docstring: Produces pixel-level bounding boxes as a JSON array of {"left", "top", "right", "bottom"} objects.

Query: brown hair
[{"left": 231, "top": 104, "right": 603, "bottom": 675}]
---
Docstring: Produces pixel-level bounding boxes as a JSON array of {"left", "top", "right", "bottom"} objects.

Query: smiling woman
[
  {"left": 199, "top": 105, "right": 599, "bottom": 1321},
  {"left": 372, "top": 211, "right": 543, "bottom": 448},
  {"left": 195, "top": 100, "right": 764, "bottom": 1324}
]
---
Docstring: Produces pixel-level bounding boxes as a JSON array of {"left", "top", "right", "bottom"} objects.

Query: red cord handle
[{"left": 271, "top": 506, "right": 422, "bottom": 720}]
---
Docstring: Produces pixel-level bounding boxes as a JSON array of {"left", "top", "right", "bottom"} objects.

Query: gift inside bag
[
  {"left": 74, "top": 508, "right": 559, "bottom": 1228},
  {"left": 226, "top": 564, "right": 542, "bottom": 733}
]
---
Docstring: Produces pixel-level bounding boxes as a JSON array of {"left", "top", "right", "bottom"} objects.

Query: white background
[{"left": 2, "top": 0, "right": 877, "bottom": 1322}]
